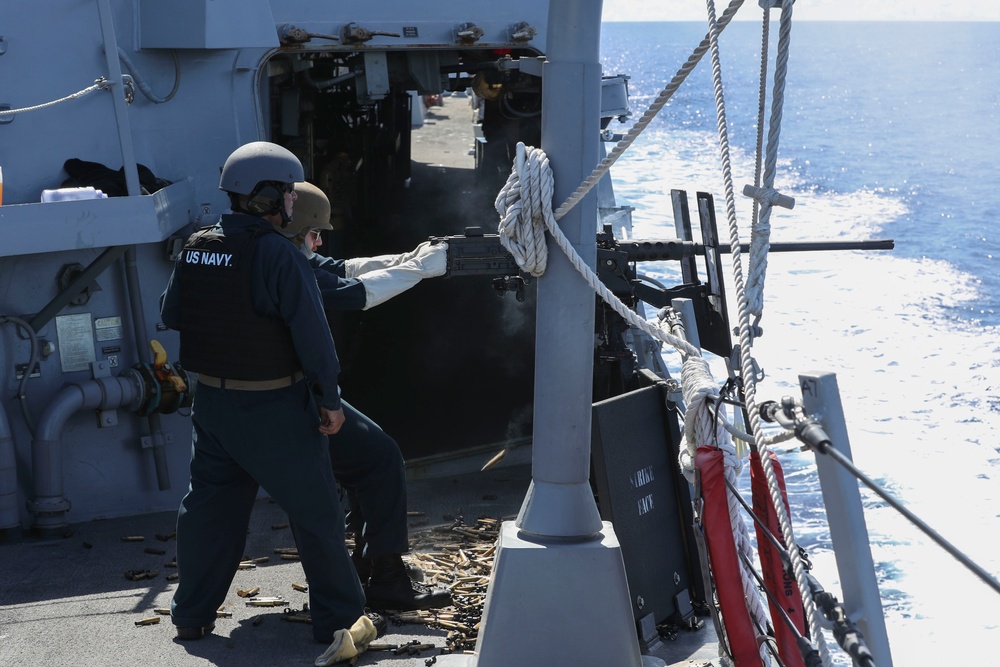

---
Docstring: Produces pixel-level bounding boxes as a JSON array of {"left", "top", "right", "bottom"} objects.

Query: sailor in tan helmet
[
  {"left": 290, "top": 181, "right": 452, "bottom": 621},
  {"left": 290, "top": 180, "right": 447, "bottom": 309},
  {"left": 285, "top": 180, "right": 334, "bottom": 257}
]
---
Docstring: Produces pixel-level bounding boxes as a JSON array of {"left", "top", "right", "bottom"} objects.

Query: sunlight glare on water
[{"left": 605, "top": 99, "right": 999, "bottom": 667}]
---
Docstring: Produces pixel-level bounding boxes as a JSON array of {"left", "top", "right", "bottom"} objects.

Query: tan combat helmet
[{"left": 288, "top": 181, "right": 335, "bottom": 246}]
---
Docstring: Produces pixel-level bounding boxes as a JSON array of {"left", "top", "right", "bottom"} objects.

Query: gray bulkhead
[{"left": 0, "top": 0, "right": 550, "bottom": 532}]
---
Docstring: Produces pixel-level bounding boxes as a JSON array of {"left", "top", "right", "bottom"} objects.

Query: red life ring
[
  {"left": 750, "top": 450, "right": 807, "bottom": 667},
  {"left": 696, "top": 446, "right": 765, "bottom": 666}
]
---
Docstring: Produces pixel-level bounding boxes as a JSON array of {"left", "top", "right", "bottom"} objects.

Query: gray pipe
[
  {"left": 303, "top": 69, "right": 356, "bottom": 89},
  {"left": 1, "top": 315, "right": 34, "bottom": 539},
  {"left": 29, "top": 373, "right": 144, "bottom": 534},
  {"left": 0, "top": 398, "right": 18, "bottom": 537},
  {"left": 123, "top": 246, "right": 171, "bottom": 490}
]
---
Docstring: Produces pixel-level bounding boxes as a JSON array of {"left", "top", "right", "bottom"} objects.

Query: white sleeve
[
  {"left": 344, "top": 241, "right": 441, "bottom": 278},
  {"left": 357, "top": 243, "right": 448, "bottom": 309}
]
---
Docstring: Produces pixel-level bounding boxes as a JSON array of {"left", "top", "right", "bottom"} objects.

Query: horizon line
[{"left": 601, "top": 17, "right": 1000, "bottom": 22}]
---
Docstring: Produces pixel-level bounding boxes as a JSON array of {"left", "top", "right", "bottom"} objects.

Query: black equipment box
[{"left": 591, "top": 379, "right": 703, "bottom": 630}]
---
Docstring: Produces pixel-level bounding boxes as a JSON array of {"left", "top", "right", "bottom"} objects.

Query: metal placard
[{"left": 55, "top": 313, "right": 95, "bottom": 373}]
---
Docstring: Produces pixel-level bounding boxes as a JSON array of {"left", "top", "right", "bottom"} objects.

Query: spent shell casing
[
  {"left": 144, "top": 547, "right": 166, "bottom": 555},
  {"left": 135, "top": 617, "right": 160, "bottom": 626},
  {"left": 121, "top": 535, "right": 145, "bottom": 542},
  {"left": 291, "top": 582, "right": 308, "bottom": 592},
  {"left": 281, "top": 612, "right": 311, "bottom": 624},
  {"left": 367, "top": 642, "right": 399, "bottom": 651},
  {"left": 480, "top": 448, "right": 506, "bottom": 472},
  {"left": 153, "top": 608, "right": 171, "bottom": 615},
  {"left": 246, "top": 597, "right": 289, "bottom": 607}
]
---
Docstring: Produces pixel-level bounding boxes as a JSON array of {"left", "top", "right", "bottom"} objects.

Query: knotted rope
[{"left": 496, "top": 143, "right": 701, "bottom": 359}]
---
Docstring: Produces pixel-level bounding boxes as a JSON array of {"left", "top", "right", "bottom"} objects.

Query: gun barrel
[
  {"left": 432, "top": 232, "right": 895, "bottom": 277},
  {"left": 618, "top": 238, "right": 895, "bottom": 261},
  {"left": 613, "top": 240, "right": 696, "bottom": 261},
  {"left": 717, "top": 239, "right": 895, "bottom": 253}
]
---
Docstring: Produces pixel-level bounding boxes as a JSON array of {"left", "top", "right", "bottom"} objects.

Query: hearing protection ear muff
[{"left": 244, "top": 181, "right": 285, "bottom": 217}]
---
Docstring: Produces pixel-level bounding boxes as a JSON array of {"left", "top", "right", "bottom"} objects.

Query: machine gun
[{"left": 428, "top": 190, "right": 894, "bottom": 364}]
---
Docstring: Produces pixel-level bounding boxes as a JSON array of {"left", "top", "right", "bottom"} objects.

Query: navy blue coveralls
[
  {"left": 309, "top": 254, "right": 409, "bottom": 561},
  {"left": 160, "top": 214, "right": 365, "bottom": 642}
]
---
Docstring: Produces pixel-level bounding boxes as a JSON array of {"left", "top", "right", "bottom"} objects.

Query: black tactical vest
[{"left": 176, "top": 222, "right": 302, "bottom": 380}]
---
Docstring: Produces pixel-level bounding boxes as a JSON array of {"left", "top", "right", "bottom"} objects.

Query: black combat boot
[
  {"left": 352, "top": 550, "right": 372, "bottom": 584},
  {"left": 354, "top": 548, "right": 424, "bottom": 584},
  {"left": 364, "top": 554, "right": 451, "bottom": 611}
]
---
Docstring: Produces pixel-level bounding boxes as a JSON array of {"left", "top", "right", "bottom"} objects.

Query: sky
[{"left": 601, "top": 0, "right": 1000, "bottom": 22}]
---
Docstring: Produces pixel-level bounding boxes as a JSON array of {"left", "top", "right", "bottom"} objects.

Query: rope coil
[{"left": 494, "top": 144, "right": 551, "bottom": 277}]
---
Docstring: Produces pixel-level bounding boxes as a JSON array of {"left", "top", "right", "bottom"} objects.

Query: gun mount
[{"left": 430, "top": 190, "right": 893, "bottom": 397}]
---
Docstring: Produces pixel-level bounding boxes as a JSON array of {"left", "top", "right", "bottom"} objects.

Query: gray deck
[
  {"left": 0, "top": 450, "right": 529, "bottom": 666},
  {"left": 0, "top": 457, "right": 718, "bottom": 667}
]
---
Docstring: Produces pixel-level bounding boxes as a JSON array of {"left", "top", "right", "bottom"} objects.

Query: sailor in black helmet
[{"left": 159, "top": 142, "right": 375, "bottom": 654}]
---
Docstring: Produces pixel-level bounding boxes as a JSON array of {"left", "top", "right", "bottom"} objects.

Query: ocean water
[{"left": 600, "top": 20, "right": 1000, "bottom": 666}]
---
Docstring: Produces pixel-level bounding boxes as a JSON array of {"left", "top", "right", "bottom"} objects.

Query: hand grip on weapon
[
  {"left": 344, "top": 240, "right": 442, "bottom": 278},
  {"left": 354, "top": 242, "right": 448, "bottom": 310}
]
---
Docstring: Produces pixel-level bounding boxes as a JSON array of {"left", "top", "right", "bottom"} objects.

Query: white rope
[
  {"left": 706, "top": 0, "right": 832, "bottom": 662},
  {"left": 0, "top": 78, "right": 110, "bottom": 116},
  {"left": 755, "top": 5, "right": 832, "bottom": 662},
  {"left": 763, "top": 5, "right": 833, "bottom": 659},
  {"left": 495, "top": 147, "right": 551, "bottom": 277},
  {"left": 745, "top": 13, "right": 772, "bottom": 338},
  {"left": 701, "top": 4, "right": 774, "bottom": 662},
  {"left": 742, "top": 0, "right": 796, "bottom": 325},
  {"left": 493, "top": 3, "right": 829, "bottom": 662}
]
